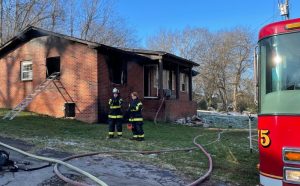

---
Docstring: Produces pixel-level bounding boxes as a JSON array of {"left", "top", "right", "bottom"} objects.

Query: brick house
[{"left": 0, "top": 27, "right": 198, "bottom": 123}]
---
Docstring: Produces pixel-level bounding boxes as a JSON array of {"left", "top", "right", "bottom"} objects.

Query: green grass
[{"left": 0, "top": 109, "right": 259, "bottom": 185}]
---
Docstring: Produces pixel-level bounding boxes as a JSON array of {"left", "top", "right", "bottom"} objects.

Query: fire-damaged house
[{"left": 0, "top": 27, "right": 198, "bottom": 123}]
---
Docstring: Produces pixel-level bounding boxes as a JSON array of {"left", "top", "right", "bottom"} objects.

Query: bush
[{"left": 198, "top": 99, "right": 208, "bottom": 110}]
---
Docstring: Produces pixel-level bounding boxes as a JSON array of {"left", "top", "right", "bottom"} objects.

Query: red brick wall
[
  {"left": 164, "top": 100, "right": 197, "bottom": 121},
  {"left": 97, "top": 54, "right": 144, "bottom": 121},
  {"left": 97, "top": 55, "right": 195, "bottom": 122},
  {"left": 0, "top": 36, "right": 98, "bottom": 123},
  {"left": 0, "top": 35, "right": 195, "bottom": 123},
  {"left": 143, "top": 99, "right": 196, "bottom": 121}
]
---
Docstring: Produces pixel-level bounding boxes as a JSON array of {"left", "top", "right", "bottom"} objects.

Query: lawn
[{"left": 0, "top": 109, "right": 259, "bottom": 185}]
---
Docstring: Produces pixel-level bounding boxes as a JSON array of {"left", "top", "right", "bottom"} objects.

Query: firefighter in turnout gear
[
  {"left": 128, "top": 92, "right": 144, "bottom": 141},
  {"left": 108, "top": 88, "right": 123, "bottom": 138}
]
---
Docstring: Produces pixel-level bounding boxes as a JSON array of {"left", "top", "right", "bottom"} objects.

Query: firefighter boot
[
  {"left": 136, "top": 135, "right": 145, "bottom": 141},
  {"left": 129, "top": 135, "right": 138, "bottom": 140}
]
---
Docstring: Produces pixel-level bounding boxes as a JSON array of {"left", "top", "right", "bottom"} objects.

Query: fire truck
[{"left": 257, "top": 18, "right": 300, "bottom": 185}]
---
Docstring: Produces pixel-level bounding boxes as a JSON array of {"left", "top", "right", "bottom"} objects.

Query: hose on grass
[
  {"left": 154, "top": 97, "right": 165, "bottom": 124},
  {"left": 54, "top": 132, "right": 218, "bottom": 186},
  {"left": 0, "top": 141, "right": 108, "bottom": 186},
  {"left": 186, "top": 135, "right": 213, "bottom": 186},
  {"left": 54, "top": 147, "right": 197, "bottom": 186},
  {"left": 1, "top": 130, "right": 223, "bottom": 186}
]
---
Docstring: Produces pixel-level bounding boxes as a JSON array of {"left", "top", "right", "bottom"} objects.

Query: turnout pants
[
  {"left": 131, "top": 121, "right": 144, "bottom": 139},
  {"left": 108, "top": 118, "right": 123, "bottom": 136}
]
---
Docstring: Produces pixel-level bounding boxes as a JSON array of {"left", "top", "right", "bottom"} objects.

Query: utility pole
[{"left": 279, "top": 0, "right": 289, "bottom": 20}]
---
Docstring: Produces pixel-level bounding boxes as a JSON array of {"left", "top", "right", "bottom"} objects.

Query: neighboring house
[{"left": 0, "top": 26, "right": 198, "bottom": 123}]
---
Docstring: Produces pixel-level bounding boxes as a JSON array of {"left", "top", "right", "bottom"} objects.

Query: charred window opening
[
  {"left": 46, "top": 57, "right": 60, "bottom": 78},
  {"left": 107, "top": 56, "right": 127, "bottom": 85},
  {"left": 144, "top": 65, "right": 158, "bottom": 97}
]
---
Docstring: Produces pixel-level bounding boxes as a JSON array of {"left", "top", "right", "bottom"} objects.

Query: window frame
[
  {"left": 21, "top": 61, "right": 33, "bottom": 81},
  {"left": 180, "top": 73, "right": 187, "bottom": 92}
]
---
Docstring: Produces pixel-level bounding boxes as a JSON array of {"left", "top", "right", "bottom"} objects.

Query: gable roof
[{"left": 0, "top": 26, "right": 199, "bottom": 67}]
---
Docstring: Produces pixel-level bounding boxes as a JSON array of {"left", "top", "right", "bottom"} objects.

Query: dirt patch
[
  {"left": 35, "top": 148, "right": 73, "bottom": 159},
  {"left": 0, "top": 136, "right": 34, "bottom": 151},
  {"left": 0, "top": 137, "right": 189, "bottom": 186},
  {"left": 38, "top": 174, "right": 84, "bottom": 186}
]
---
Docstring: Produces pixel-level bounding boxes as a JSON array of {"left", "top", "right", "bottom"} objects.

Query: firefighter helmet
[{"left": 112, "top": 88, "right": 119, "bottom": 94}]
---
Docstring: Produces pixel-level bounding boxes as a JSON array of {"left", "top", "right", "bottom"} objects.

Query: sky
[{"left": 115, "top": 0, "right": 300, "bottom": 45}]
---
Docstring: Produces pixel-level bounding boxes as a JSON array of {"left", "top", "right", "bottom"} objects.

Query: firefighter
[
  {"left": 108, "top": 88, "right": 123, "bottom": 138},
  {"left": 128, "top": 92, "right": 144, "bottom": 141}
]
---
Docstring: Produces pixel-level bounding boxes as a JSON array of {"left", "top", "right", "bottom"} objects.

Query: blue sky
[{"left": 115, "top": 0, "right": 300, "bottom": 44}]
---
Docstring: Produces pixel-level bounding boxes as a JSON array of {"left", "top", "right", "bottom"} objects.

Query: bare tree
[
  {"left": 0, "top": 0, "right": 137, "bottom": 48},
  {"left": 0, "top": 0, "right": 65, "bottom": 43},
  {"left": 146, "top": 26, "right": 254, "bottom": 112},
  {"left": 146, "top": 29, "right": 178, "bottom": 53}
]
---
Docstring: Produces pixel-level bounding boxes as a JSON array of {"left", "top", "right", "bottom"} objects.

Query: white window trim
[{"left": 21, "top": 61, "right": 33, "bottom": 81}]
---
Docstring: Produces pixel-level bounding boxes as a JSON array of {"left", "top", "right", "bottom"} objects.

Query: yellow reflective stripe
[
  {"left": 117, "top": 132, "right": 122, "bottom": 135},
  {"left": 138, "top": 134, "right": 144, "bottom": 138},
  {"left": 110, "top": 106, "right": 121, "bottom": 109},
  {"left": 108, "top": 115, "right": 123, "bottom": 118},
  {"left": 109, "top": 99, "right": 112, "bottom": 105},
  {"left": 135, "top": 102, "right": 142, "bottom": 110},
  {"left": 108, "top": 132, "right": 114, "bottom": 135},
  {"left": 133, "top": 135, "right": 138, "bottom": 138},
  {"left": 129, "top": 118, "right": 143, "bottom": 122}
]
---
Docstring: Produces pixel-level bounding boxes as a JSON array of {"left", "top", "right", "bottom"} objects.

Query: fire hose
[
  {"left": 154, "top": 97, "right": 165, "bottom": 124},
  {"left": 0, "top": 141, "right": 108, "bottom": 186},
  {"left": 53, "top": 133, "right": 218, "bottom": 186},
  {"left": 0, "top": 130, "right": 224, "bottom": 186}
]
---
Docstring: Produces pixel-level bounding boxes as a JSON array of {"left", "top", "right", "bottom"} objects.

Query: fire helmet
[{"left": 112, "top": 88, "right": 119, "bottom": 94}]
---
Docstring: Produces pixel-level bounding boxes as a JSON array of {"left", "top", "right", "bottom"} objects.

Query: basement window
[
  {"left": 64, "top": 102, "right": 76, "bottom": 117},
  {"left": 21, "top": 61, "right": 33, "bottom": 81}
]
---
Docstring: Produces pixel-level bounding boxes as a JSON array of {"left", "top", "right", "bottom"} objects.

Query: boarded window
[{"left": 21, "top": 61, "right": 33, "bottom": 81}]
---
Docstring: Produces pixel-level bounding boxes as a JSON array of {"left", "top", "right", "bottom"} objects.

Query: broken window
[
  {"left": 172, "top": 71, "right": 176, "bottom": 90},
  {"left": 21, "top": 61, "right": 33, "bottom": 81},
  {"left": 46, "top": 57, "right": 60, "bottom": 78},
  {"left": 144, "top": 65, "right": 158, "bottom": 97},
  {"left": 163, "top": 70, "right": 169, "bottom": 89},
  {"left": 108, "top": 58, "right": 127, "bottom": 85},
  {"left": 180, "top": 73, "right": 188, "bottom": 92},
  {"left": 163, "top": 69, "right": 175, "bottom": 90}
]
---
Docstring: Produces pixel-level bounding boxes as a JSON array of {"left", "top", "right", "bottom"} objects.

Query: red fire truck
[{"left": 258, "top": 18, "right": 300, "bottom": 186}]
